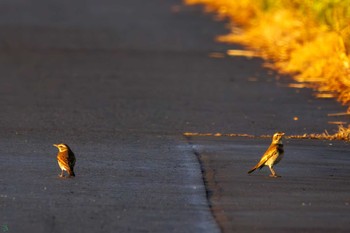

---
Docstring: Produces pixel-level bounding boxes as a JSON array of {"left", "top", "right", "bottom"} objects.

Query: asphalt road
[
  {"left": 188, "top": 137, "right": 350, "bottom": 233},
  {"left": 0, "top": 0, "right": 349, "bottom": 233}
]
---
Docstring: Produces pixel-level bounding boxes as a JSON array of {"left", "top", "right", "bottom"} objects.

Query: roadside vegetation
[
  {"left": 185, "top": 0, "right": 350, "bottom": 139},
  {"left": 184, "top": 124, "right": 350, "bottom": 141}
]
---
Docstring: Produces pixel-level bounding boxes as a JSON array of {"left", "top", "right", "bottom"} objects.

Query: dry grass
[
  {"left": 183, "top": 132, "right": 255, "bottom": 138},
  {"left": 185, "top": 0, "right": 350, "bottom": 104},
  {"left": 185, "top": 0, "right": 350, "bottom": 135},
  {"left": 288, "top": 125, "right": 350, "bottom": 141},
  {"left": 183, "top": 125, "right": 350, "bottom": 141}
]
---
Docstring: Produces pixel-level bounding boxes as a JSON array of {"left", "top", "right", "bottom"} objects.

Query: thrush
[
  {"left": 53, "top": 143, "right": 76, "bottom": 178},
  {"left": 248, "top": 132, "right": 285, "bottom": 177}
]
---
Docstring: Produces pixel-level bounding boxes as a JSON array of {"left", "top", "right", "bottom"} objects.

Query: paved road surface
[
  {"left": 188, "top": 136, "right": 350, "bottom": 232},
  {"left": 0, "top": 0, "right": 349, "bottom": 232}
]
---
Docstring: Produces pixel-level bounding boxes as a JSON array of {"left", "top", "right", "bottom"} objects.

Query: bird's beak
[{"left": 53, "top": 144, "right": 58, "bottom": 148}]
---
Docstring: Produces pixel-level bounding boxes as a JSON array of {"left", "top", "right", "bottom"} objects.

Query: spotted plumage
[
  {"left": 53, "top": 143, "right": 76, "bottom": 178},
  {"left": 248, "top": 132, "right": 285, "bottom": 177}
]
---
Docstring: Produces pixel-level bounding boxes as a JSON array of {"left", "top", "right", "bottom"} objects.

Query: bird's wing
[
  {"left": 69, "top": 151, "right": 76, "bottom": 167},
  {"left": 69, "top": 157, "right": 76, "bottom": 168},
  {"left": 255, "top": 145, "right": 278, "bottom": 169}
]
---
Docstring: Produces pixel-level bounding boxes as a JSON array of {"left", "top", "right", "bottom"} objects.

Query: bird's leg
[
  {"left": 269, "top": 166, "right": 281, "bottom": 178},
  {"left": 59, "top": 170, "right": 65, "bottom": 178}
]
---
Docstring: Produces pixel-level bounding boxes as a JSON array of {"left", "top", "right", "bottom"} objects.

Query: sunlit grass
[
  {"left": 288, "top": 125, "right": 350, "bottom": 141},
  {"left": 183, "top": 124, "right": 350, "bottom": 141},
  {"left": 185, "top": 0, "right": 350, "bottom": 134}
]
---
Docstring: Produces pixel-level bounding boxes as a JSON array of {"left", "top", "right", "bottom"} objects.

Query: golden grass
[
  {"left": 183, "top": 125, "right": 350, "bottom": 141},
  {"left": 183, "top": 132, "right": 255, "bottom": 138},
  {"left": 288, "top": 125, "right": 350, "bottom": 141},
  {"left": 185, "top": 0, "right": 350, "bottom": 135},
  {"left": 185, "top": 0, "right": 350, "bottom": 103}
]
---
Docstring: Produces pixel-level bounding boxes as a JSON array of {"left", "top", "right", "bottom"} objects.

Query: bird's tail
[
  {"left": 69, "top": 170, "right": 75, "bottom": 177},
  {"left": 248, "top": 167, "right": 257, "bottom": 174}
]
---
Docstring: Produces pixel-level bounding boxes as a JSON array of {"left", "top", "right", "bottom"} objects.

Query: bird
[
  {"left": 53, "top": 143, "right": 76, "bottom": 178},
  {"left": 248, "top": 132, "right": 285, "bottom": 177}
]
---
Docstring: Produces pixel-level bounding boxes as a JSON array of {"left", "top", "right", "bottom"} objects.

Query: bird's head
[
  {"left": 53, "top": 143, "right": 69, "bottom": 152},
  {"left": 272, "top": 132, "right": 285, "bottom": 144}
]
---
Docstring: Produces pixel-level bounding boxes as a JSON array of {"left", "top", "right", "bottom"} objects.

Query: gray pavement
[
  {"left": 188, "top": 136, "right": 350, "bottom": 233},
  {"left": 0, "top": 0, "right": 349, "bottom": 233}
]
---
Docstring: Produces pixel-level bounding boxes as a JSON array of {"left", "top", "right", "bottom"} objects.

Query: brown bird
[
  {"left": 53, "top": 143, "right": 76, "bottom": 178},
  {"left": 248, "top": 132, "right": 285, "bottom": 177}
]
